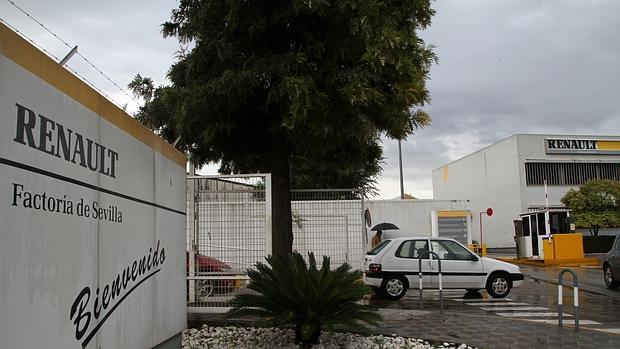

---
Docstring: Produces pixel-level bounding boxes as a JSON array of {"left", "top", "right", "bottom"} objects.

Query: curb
[
  {"left": 497, "top": 257, "right": 600, "bottom": 267},
  {"left": 525, "top": 274, "right": 616, "bottom": 298}
]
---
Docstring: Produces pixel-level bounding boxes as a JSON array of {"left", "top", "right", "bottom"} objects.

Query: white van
[{"left": 364, "top": 237, "right": 524, "bottom": 299}]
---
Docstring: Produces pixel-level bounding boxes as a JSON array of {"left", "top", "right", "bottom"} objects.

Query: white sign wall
[{"left": 0, "top": 24, "right": 186, "bottom": 348}]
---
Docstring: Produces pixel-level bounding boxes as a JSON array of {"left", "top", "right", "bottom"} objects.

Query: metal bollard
[
  {"left": 418, "top": 262, "right": 423, "bottom": 309},
  {"left": 558, "top": 269, "right": 579, "bottom": 332},
  {"left": 418, "top": 251, "right": 443, "bottom": 313}
]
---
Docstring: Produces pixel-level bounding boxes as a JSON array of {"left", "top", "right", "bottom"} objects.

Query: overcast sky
[{"left": 2, "top": 0, "right": 619, "bottom": 199}]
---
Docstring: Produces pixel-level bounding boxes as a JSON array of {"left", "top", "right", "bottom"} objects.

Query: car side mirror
[{"left": 470, "top": 255, "right": 479, "bottom": 262}]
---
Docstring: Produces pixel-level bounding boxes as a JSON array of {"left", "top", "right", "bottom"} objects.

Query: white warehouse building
[{"left": 432, "top": 134, "right": 620, "bottom": 249}]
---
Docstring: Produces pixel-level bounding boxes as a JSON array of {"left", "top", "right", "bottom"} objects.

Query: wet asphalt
[{"left": 189, "top": 256, "right": 620, "bottom": 348}]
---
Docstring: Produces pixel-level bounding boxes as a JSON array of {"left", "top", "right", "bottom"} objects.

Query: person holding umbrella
[
  {"left": 370, "top": 222, "right": 399, "bottom": 248},
  {"left": 371, "top": 230, "right": 383, "bottom": 248}
]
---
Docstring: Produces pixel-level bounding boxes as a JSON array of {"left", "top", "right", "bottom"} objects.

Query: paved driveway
[
  {"left": 188, "top": 263, "right": 620, "bottom": 348},
  {"left": 365, "top": 264, "right": 620, "bottom": 348}
]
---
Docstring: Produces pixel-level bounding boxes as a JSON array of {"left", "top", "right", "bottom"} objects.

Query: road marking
[
  {"left": 465, "top": 302, "right": 529, "bottom": 306},
  {"left": 480, "top": 306, "right": 549, "bottom": 311},
  {"left": 525, "top": 319, "right": 600, "bottom": 325},
  {"left": 458, "top": 294, "right": 620, "bottom": 334},
  {"left": 591, "top": 328, "right": 620, "bottom": 335},
  {"left": 496, "top": 312, "right": 572, "bottom": 317},
  {"left": 453, "top": 298, "right": 513, "bottom": 302}
]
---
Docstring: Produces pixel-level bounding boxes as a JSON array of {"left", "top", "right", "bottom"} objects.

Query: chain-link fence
[
  {"left": 291, "top": 189, "right": 365, "bottom": 270},
  {"left": 187, "top": 176, "right": 364, "bottom": 312}
]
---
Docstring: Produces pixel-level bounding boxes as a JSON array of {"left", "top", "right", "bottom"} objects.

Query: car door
[
  {"left": 390, "top": 239, "right": 434, "bottom": 289},
  {"left": 429, "top": 239, "right": 485, "bottom": 289}
]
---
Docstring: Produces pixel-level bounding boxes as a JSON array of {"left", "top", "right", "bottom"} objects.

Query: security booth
[{"left": 515, "top": 209, "right": 582, "bottom": 260}]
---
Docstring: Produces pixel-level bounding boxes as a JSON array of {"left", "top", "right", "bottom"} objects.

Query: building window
[{"left": 525, "top": 162, "right": 620, "bottom": 186}]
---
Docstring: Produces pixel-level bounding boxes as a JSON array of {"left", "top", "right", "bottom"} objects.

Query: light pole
[{"left": 398, "top": 140, "right": 404, "bottom": 199}]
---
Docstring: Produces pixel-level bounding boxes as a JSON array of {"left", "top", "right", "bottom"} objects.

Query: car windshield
[{"left": 367, "top": 239, "right": 391, "bottom": 255}]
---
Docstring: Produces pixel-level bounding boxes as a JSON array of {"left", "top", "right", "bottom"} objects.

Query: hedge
[{"left": 582, "top": 235, "right": 617, "bottom": 253}]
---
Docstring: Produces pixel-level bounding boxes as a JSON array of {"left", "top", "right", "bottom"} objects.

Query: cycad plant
[{"left": 228, "top": 252, "right": 381, "bottom": 347}]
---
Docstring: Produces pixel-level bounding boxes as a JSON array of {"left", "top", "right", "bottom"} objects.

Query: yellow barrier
[
  {"left": 543, "top": 233, "right": 584, "bottom": 261},
  {"left": 467, "top": 243, "right": 487, "bottom": 256},
  {"left": 500, "top": 233, "right": 596, "bottom": 266},
  {"left": 543, "top": 238, "right": 554, "bottom": 260},
  {"left": 551, "top": 233, "right": 585, "bottom": 260}
]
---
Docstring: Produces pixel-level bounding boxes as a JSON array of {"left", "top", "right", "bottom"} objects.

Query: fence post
[
  {"left": 187, "top": 177, "right": 196, "bottom": 303},
  {"left": 264, "top": 174, "right": 272, "bottom": 256},
  {"left": 558, "top": 268, "right": 579, "bottom": 332},
  {"left": 418, "top": 251, "right": 443, "bottom": 313}
]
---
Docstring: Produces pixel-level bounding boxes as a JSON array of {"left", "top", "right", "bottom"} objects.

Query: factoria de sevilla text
[{"left": 13, "top": 103, "right": 119, "bottom": 178}]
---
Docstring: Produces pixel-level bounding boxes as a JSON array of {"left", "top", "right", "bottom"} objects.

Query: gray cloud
[
  {"left": 2, "top": 0, "right": 618, "bottom": 199},
  {"left": 0, "top": 0, "right": 180, "bottom": 111},
  {"left": 376, "top": 0, "right": 620, "bottom": 199}
]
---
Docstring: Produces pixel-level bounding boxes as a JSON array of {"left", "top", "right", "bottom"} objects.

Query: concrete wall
[
  {"left": 0, "top": 23, "right": 186, "bottom": 349},
  {"left": 365, "top": 199, "right": 471, "bottom": 245},
  {"left": 190, "top": 197, "right": 470, "bottom": 271},
  {"left": 433, "top": 135, "right": 523, "bottom": 248}
]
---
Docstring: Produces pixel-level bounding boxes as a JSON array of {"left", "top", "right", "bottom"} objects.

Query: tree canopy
[
  {"left": 561, "top": 180, "right": 620, "bottom": 236},
  {"left": 131, "top": 0, "right": 436, "bottom": 255}
]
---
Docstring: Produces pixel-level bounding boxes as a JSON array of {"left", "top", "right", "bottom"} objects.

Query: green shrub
[
  {"left": 227, "top": 252, "right": 381, "bottom": 347},
  {"left": 583, "top": 235, "right": 617, "bottom": 253}
]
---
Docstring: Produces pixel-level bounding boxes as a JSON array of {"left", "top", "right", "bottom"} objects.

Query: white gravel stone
[{"left": 182, "top": 325, "right": 478, "bottom": 349}]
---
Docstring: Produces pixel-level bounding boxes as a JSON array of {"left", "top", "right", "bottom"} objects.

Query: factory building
[{"left": 432, "top": 134, "right": 620, "bottom": 249}]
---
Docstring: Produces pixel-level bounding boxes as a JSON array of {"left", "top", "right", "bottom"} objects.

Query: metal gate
[
  {"left": 187, "top": 174, "right": 271, "bottom": 312},
  {"left": 438, "top": 216, "right": 468, "bottom": 244},
  {"left": 187, "top": 175, "right": 364, "bottom": 312}
]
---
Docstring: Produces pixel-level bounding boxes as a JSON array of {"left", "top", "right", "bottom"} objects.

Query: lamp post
[{"left": 398, "top": 140, "right": 404, "bottom": 199}]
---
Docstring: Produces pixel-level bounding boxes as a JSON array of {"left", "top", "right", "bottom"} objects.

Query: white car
[{"left": 364, "top": 237, "right": 524, "bottom": 299}]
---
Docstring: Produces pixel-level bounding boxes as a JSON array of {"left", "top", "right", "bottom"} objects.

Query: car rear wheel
[
  {"left": 604, "top": 265, "right": 620, "bottom": 289},
  {"left": 197, "top": 280, "right": 215, "bottom": 298},
  {"left": 381, "top": 276, "right": 407, "bottom": 300},
  {"left": 486, "top": 272, "right": 511, "bottom": 298}
]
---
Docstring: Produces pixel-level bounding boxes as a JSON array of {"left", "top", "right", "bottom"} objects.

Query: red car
[{"left": 186, "top": 252, "right": 235, "bottom": 298}]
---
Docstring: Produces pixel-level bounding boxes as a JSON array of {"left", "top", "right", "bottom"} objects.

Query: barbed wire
[
  {"left": 4, "top": 0, "right": 142, "bottom": 111},
  {"left": 0, "top": 17, "right": 131, "bottom": 111},
  {"left": 0, "top": 17, "right": 60, "bottom": 61}
]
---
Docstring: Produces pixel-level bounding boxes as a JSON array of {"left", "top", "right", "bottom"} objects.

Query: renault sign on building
[
  {"left": 433, "top": 134, "right": 620, "bottom": 250},
  {"left": 0, "top": 23, "right": 187, "bottom": 348}
]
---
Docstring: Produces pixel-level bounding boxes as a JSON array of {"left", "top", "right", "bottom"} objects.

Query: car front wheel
[
  {"left": 486, "top": 272, "right": 512, "bottom": 298},
  {"left": 381, "top": 276, "right": 407, "bottom": 300},
  {"left": 604, "top": 265, "right": 620, "bottom": 289}
]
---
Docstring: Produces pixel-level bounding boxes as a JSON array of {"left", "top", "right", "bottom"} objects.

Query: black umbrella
[{"left": 370, "top": 222, "right": 399, "bottom": 231}]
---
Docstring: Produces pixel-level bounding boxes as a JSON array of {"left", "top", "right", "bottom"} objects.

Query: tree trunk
[{"left": 269, "top": 139, "right": 293, "bottom": 256}]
